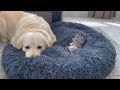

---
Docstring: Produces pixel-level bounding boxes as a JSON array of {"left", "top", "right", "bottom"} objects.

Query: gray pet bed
[{"left": 2, "top": 21, "right": 116, "bottom": 79}]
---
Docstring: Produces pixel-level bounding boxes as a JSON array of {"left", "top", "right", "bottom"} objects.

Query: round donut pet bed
[{"left": 2, "top": 21, "right": 116, "bottom": 79}]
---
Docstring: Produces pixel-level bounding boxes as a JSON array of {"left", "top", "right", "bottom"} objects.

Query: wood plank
[
  {"left": 113, "top": 11, "right": 116, "bottom": 17},
  {"left": 94, "top": 11, "right": 104, "bottom": 19},
  {"left": 103, "top": 11, "right": 111, "bottom": 19},
  {"left": 109, "top": 11, "right": 115, "bottom": 17},
  {"left": 88, "top": 11, "right": 95, "bottom": 17}
]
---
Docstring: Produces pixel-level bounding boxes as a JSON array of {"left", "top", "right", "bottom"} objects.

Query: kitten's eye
[
  {"left": 25, "top": 46, "right": 30, "bottom": 49},
  {"left": 37, "top": 46, "right": 42, "bottom": 49}
]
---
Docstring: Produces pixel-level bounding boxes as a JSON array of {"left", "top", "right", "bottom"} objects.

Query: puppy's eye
[
  {"left": 37, "top": 46, "right": 42, "bottom": 49},
  {"left": 25, "top": 46, "right": 30, "bottom": 49}
]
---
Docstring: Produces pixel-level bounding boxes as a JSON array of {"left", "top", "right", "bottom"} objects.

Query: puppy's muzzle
[{"left": 26, "top": 50, "right": 41, "bottom": 57}]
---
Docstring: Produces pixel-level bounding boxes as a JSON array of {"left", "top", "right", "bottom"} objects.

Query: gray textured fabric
[{"left": 2, "top": 22, "right": 116, "bottom": 79}]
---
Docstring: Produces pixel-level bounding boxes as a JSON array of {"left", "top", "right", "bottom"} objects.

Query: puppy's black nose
[{"left": 26, "top": 46, "right": 30, "bottom": 49}]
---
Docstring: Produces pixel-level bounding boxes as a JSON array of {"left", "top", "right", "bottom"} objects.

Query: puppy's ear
[
  {"left": 38, "top": 30, "right": 53, "bottom": 48},
  {"left": 11, "top": 35, "right": 24, "bottom": 49},
  {"left": 16, "top": 35, "right": 24, "bottom": 49},
  {"left": 0, "top": 18, "right": 7, "bottom": 38},
  {"left": 52, "top": 37, "right": 57, "bottom": 44},
  {"left": 45, "top": 40, "right": 52, "bottom": 48},
  {"left": 45, "top": 36, "right": 56, "bottom": 48}
]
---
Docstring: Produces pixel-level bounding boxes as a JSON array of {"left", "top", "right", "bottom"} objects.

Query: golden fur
[{"left": 0, "top": 11, "right": 57, "bottom": 57}]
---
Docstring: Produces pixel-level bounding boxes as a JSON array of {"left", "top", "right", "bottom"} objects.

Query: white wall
[
  {"left": 63, "top": 11, "right": 120, "bottom": 20},
  {"left": 116, "top": 11, "right": 120, "bottom": 19},
  {"left": 62, "top": 11, "right": 88, "bottom": 18}
]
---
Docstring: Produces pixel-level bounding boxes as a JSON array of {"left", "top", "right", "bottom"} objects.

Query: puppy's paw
[
  {"left": 34, "top": 54, "right": 41, "bottom": 57},
  {"left": 68, "top": 46, "right": 78, "bottom": 53}
]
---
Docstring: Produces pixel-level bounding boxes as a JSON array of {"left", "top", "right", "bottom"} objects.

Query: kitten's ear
[
  {"left": 75, "top": 33, "right": 79, "bottom": 36},
  {"left": 75, "top": 33, "right": 77, "bottom": 36},
  {"left": 80, "top": 36, "right": 84, "bottom": 43}
]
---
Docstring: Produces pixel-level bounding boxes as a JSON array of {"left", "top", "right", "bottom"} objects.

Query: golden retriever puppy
[{"left": 0, "top": 11, "right": 57, "bottom": 57}]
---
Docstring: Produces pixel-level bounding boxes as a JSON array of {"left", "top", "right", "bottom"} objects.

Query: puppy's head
[{"left": 11, "top": 31, "right": 55, "bottom": 58}]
